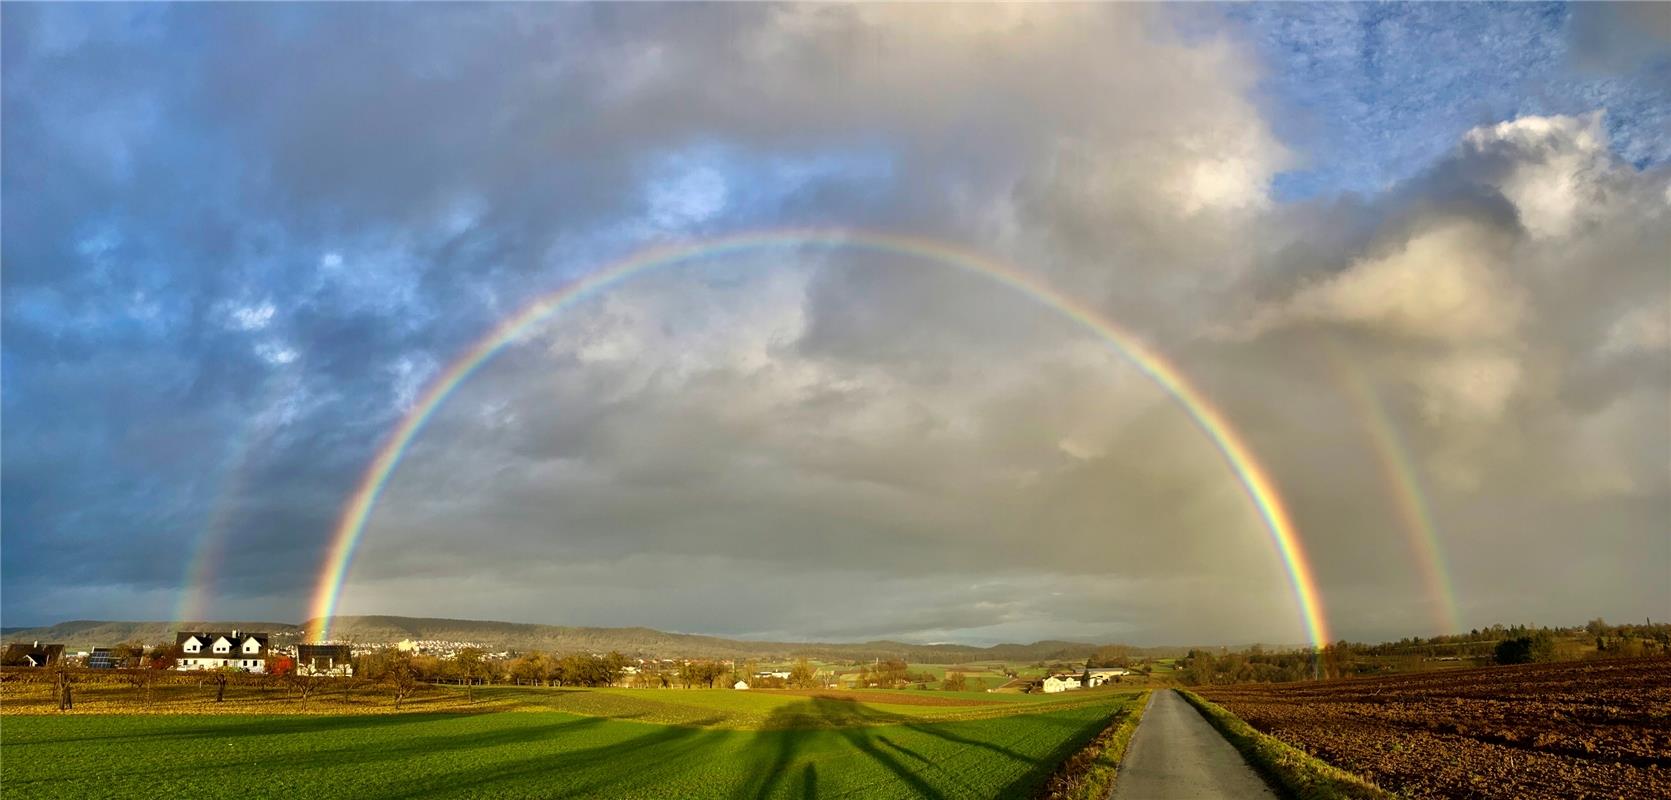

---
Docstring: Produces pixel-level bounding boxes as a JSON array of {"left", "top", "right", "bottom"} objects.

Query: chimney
[
  {"left": 33, "top": 641, "right": 39, "bottom": 648},
  {"left": 232, "top": 629, "right": 240, "bottom": 640}
]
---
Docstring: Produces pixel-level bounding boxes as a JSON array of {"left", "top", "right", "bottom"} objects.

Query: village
[{"left": 1, "top": 631, "right": 1138, "bottom": 694}]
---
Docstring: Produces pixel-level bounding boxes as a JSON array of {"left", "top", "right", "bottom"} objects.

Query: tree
[
  {"left": 1088, "top": 645, "right": 1132, "bottom": 668},
  {"left": 210, "top": 665, "right": 239, "bottom": 703},
  {"left": 872, "top": 660, "right": 909, "bottom": 689},
  {"left": 454, "top": 648, "right": 485, "bottom": 703},
  {"left": 148, "top": 642, "right": 178, "bottom": 671},
  {"left": 788, "top": 659, "right": 818, "bottom": 689},
  {"left": 380, "top": 651, "right": 422, "bottom": 710},
  {"left": 1495, "top": 630, "right": 1557, "bottom": 665},
  {"left": 125, "top": 663, "right": 159, "bottom": 705},
  {"left": 508, "top": 651, "right": 546, "bottom": 686},
  {"left": 53, "top": 658, "right": 75, "bottom": 711},
  {"left": 942, "top": 671, "right": 968, "bottom": 692},
  {"left": 287, "top": 671, "right": 321, "bottom": 702}
]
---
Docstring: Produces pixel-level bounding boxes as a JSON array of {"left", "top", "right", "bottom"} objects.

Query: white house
[
  {"left": 1041, "top": 674, "right": 1082, "bottom": 693},
  {"left": 1084, "top": 667, "right": 1131, "bottom": 687},
  {"left": 733, "top": 680, "right": 750, "bottom": 690},
  {"left": 175, "top": 630, "right": 269, "bottom": 673},
  {"left": 755, "top": 670, "right": 792, "bottom": 680}
]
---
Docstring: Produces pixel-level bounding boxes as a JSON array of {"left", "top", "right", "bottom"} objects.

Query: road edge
[
  {"left": 1177, "top": 689, "right": 1397, "bottom": 800},
  {"left": 1032, "top": 689, "right": 1152, "bottom": 800}
]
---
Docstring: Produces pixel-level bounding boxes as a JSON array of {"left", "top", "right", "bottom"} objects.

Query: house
[
  {"left": 1083, "top": 667, "right": 1131, "bottom": 687},
  {"left": 2, "top": 641, "right": 65, "bottom": 668},
  {"left": 175, "top": 630, "right": 269, "bottom": 673},
  {"left": 295, "top": 644, "right": 354, "bottom": 677},
  {"left": 754, "top": 670, "right": 792, "bottom": 680},
  {"left": 1041, "top": 674, "right": 1082, "bottom": 693},
  {"left": 733, "top": 680, "right": 750, "bottom": 690},
  {"left": 85, "top": 644, "right": 139, "bottom": 671}
]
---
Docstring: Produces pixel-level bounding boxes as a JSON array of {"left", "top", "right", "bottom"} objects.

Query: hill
[{"left": 2, "top": 615, "right": 1191, "bottom": 662}]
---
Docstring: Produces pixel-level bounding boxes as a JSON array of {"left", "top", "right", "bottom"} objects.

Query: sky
[{"left": 3, "top": 3, "right": 1668, "bottom": 646}]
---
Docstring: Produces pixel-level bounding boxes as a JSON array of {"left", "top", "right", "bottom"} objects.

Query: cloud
[
  {"left": 4, "top": 4, "right": 1666, "bottom": 645},
  {"left": 1246, "top": 220, "right": 1523, "bottom": 343}
]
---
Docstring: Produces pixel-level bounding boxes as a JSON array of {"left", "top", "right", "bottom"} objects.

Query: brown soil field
[{"left": 1198, "top": 656, "right": 1671, "bottom": 800}]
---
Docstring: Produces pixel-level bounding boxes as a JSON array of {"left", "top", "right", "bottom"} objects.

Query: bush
[{"left": 1494, "top": 631, "right": 1556, "bottom": 665}]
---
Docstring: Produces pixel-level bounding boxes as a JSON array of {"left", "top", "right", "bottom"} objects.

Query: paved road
[{"left": 1109, "top": 689, "right": 1278, "bottom": 800}]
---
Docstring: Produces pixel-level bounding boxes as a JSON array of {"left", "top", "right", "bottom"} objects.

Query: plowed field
[{"left": 1198, "top": 656, "right": 1671, "bottom": 799}]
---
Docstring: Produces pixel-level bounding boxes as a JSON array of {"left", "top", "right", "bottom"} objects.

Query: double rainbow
[
  {"left": 306, "top": 231, "right": 1332, "bottom": 646},
  {"left": 1327, "top": 342, "right": 1461, "bottom": 635}
]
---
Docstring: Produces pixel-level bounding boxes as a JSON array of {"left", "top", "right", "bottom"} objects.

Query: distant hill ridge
[{"left": 2, "top": 615, "right": 1192, "bottom": 661}]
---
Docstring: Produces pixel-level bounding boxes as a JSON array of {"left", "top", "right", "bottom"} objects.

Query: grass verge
[
  {"left": 1032, "top": 689, "right": 1151, "bottom": 800},
  {"left": 1178, "top": 690, "right": 1395, "bottom": 800}
]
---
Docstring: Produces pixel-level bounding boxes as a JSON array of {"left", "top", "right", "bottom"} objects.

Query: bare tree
[
  {"left": 381, "top": 652, "right": 421, "bottom": 710},
  {"left": 210, "top": 666, "right": 239, "bottom": 703},
  {"left": 53, "top": 658, "right": 75, "bottom": 711}
]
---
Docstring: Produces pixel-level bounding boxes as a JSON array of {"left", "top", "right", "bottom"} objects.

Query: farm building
[
  {"left": 175, "top": 630, "right": 269, "bottom": 673},
  {"left": 1084, "top": 667, "right": 1131, "bottom": 687},
  {"left": 733, "top": 680, "right": 750, "bottom": 690},
  {"left": 755, "top": 670, "right": 792, "bottom": 680},
  {"left": 1041, "top": 674, "right": 1082, "bottom": 693},
  {"left": 2, "top": 641, "right": 65, "bottom": 667},
  {"left": 295, "top": 643, "right": 354, "bottom": 677}
]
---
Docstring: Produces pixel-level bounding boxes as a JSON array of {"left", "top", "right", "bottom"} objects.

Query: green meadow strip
[
  {"left": 1178, "top": 690, "right": 1395, "bottom": 800},
  {"left": 1033, "top": 689, "right": 1151, "bottom": 800}
]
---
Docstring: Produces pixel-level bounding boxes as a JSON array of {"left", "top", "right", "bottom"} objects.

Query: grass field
[{"left": 2, "top": 685, "right": 1142, "bottom": 799}]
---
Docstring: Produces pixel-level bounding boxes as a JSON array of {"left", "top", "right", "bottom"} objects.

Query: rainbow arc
[{"left": 305, "top": 231, "right": 1334, "bottom": 648}]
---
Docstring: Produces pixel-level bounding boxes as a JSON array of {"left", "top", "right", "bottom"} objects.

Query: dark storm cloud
[{"left": 4, "top": 4, "right": 1666, "bottom": 643}]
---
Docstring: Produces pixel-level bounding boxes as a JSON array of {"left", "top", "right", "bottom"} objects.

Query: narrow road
[{"left": 1109, "top": 689, "right": 1278, "bottom": 800}]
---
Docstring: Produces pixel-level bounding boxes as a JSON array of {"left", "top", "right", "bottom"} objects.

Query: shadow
[
  {"left": 382, "top": 715, "right": 727, "bottom": 799},
  {"left": 742, "top": 696, "right": 956, "bottom": 800},
  {"left": 992, "top": 705, "right": 1118, "bottom": 798},
  {"left": 13, "top": 711, "right": 446, "bottom": 747},
  {"left": 10, "top": 689, "right": 1127, "bottom": 799},
  {"left": 834, "top": 722, "right": 948, "bottom": 800},
  {"left": 800, "top": 763, "right": 817, "bottom": 799},
  {"left": 71, "top": 714, "right": 634, "bottom": 786}
]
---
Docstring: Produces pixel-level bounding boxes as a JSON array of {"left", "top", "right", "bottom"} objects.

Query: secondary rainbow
[
  {"left": 1327, "top": 343, "right": 1461, "bottom": 635},
  {"left": 307, "top": 231, "right": 1332, "bottom": 646}
]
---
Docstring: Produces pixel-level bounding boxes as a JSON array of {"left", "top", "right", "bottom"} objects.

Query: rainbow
[
  {"left": 176, "top": 367, "right": 305, "bottom": 624},
  {"left": 1327, "top": 342, "right": 1461, "bottom": 635},
  {"left": 307, "top": 231, "right": 1331, "bottom": 646}
]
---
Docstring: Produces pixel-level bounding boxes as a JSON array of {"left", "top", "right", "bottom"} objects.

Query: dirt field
[
  {"left": 1197, "top": 656, "right": 1671, "bottom": 800},
  {"left": 771, "top": 689, "right": 1004, "bottom": 707}
]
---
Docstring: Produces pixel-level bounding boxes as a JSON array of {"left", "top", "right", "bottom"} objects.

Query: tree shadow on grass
[
  {"left": 376, "top": 715, "right": 728, "bottom": 799},
  {"left": 743, "top": 696, "right": 966, "bottom": 800},
  {"left": 13, "top": 711, "right": 452, "bottom": 747},
  {"left": 991, "top": 707, "right": 1121, "bottom": 798}
]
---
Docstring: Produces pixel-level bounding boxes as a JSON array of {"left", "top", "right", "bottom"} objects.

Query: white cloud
[
  {"left": 1248, "top": 221, "right": 1524, "bottom": 343},
  {"left": 254, "top": 340, "right": 299, "bottom": 365},
  {"left": 1462, "top": 112, "right": 1610, "bottom": 239},
  {"left": 228, "top": 301, "right": 276, "bottom": 331}
]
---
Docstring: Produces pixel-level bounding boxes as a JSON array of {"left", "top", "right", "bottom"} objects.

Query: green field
[{"left": 2, "top": 687, "right": 1140, "bottom": 799}]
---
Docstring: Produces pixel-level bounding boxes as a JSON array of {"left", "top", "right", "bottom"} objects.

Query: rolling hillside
[{"left": 2, "top": 616, "right": 1192, "bottom": 662}]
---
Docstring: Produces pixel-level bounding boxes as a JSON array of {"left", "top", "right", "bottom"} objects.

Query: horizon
[{"left": 3, "top": 611, "right": 1636, "bottom": 654}]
